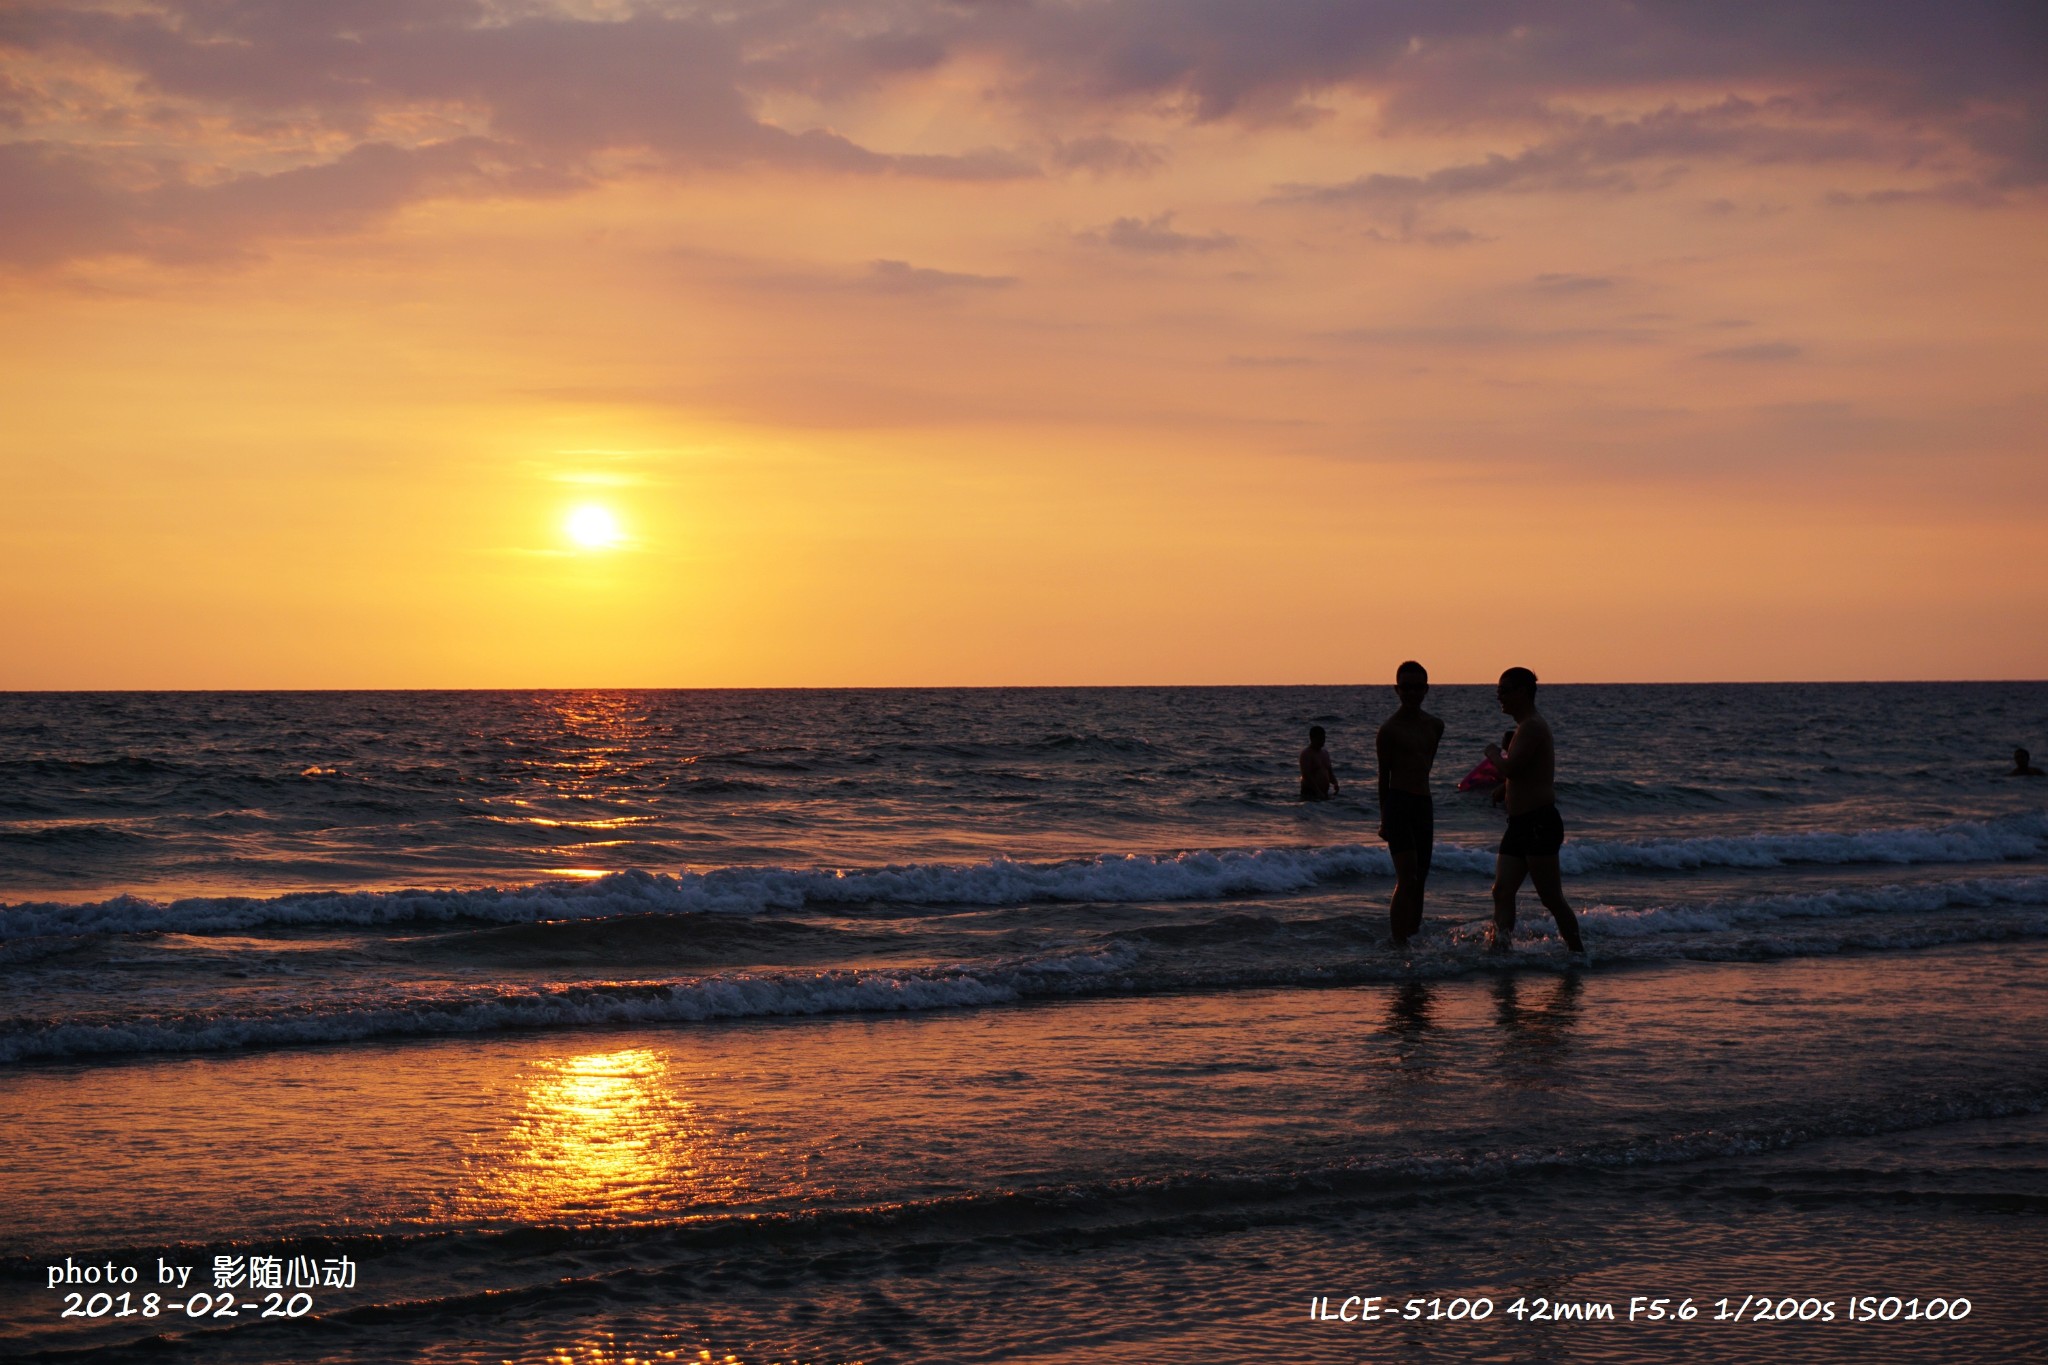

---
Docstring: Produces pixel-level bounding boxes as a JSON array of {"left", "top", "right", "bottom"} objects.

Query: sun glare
[{"left": 565, "top": 504, "right": 625, "bottom": 550}]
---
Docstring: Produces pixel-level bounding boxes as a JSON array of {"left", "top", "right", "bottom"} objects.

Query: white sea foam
[
  {"left": 1577, "top": 875, "right": 2048, "bottom": 938},
  {"left": 0, "top": 942, "right": 1142, "bottom": 1064},
  {"left": 9, "top": 895, "right": 2048, "bottom": 1062},
  {"left": 1553, "top": 810, "right": 2048, "bottom": 874},
  {"left": 3, "top": 810, "right": 2042, "bottom": 941},
  {"left": 0, "top": 849, "right": 1395, "bottom": 939}
]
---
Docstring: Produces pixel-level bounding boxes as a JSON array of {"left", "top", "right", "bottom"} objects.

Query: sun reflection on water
[
  {"left": 465, "top": 1047, "right": 722, "bottom": 1222},
  {"left": 464, "top": 691, "right": 689, "bottom": 880},
  {"left": 516, "top": 1343, "right": 843, "bottom": 1365}
]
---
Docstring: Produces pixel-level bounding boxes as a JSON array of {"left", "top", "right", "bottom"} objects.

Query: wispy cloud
[
  {"left": 862, "top": 259, "right": 1016, "bottom": 294},
  {"left": 1075, "top": 212, "right": 1238, "bottom": 253},
  {"left": 1699, "top": 342, "right": 1804, "bottom": 363},
  {"left": 3, "top": 3, "right": 2040, "bottom": 270},
  {"left": 1532, "top": 272, "right": 1615, "bottom": 293},
  {"left": 1327, "top": 323, "right": 1660, "bottom": 349},
  {"left": 1275, "top": 99, "right": 1910, "bottom": 213},
  {"left": 1048, "top": 135, "right": 1169, "bottom": 176}
]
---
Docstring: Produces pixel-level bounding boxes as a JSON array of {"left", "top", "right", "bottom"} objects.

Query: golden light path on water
[
  {"left": 445, "top": 1046, "right": 855, "bottom": 1362},
  {"left": 537, "top": 1347, "right": 749, "bottom": 1365},
  {"left": 465, "top": 1047, "right": 720, "bottom": 1222},
  {"left": 477, "top": 691, "right": 672, "bottom": 881}
]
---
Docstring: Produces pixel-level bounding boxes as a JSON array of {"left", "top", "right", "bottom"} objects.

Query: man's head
[
  {"left": 2020, "top": 747, "right": 2033, "bottom": 766},
  {"left": 1497, "top": 666, "right": 1538, "bottom": 714},
  {"left": 1309, "top": 725, "right": 1326, "bottom": 748},
  {"left": 1395, "top": 660, "right": 1428, "bottom": 703}
]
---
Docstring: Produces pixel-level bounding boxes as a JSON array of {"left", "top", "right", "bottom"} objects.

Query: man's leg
[
  {"left": 1406, "top": 819, "right": 1433, "bottom": 941},
  {"left": 1526, "top": 855, "right": 1584, "bottom": 953},
  {"left": 1490, "top": 854, "right": 1528, "bottom": 952},
  {"left": 1389, "top": 849, "right": 1419, "bottom": 946},
  {"left": 1403, "top": 861, "right": 1428, "bottom": 941}
]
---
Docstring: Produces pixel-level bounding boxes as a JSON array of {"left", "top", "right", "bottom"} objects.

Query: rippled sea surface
[{"left": 3, "top": 684, "right": 2046, "bottom": 1363}]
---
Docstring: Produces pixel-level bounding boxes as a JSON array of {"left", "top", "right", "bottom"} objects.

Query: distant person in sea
[
  {"left": 2014, "top": 748, "right": 2045, "bottom": 777},
  {"left": 1484, "top": 668, "right": 1588, "bottom": 961},
  {"left": 1300, "top": 726, "right": 1340, "bottom": 801},
  {"left": 1376, "top": 660, "right": 1444, "bottom": 948}
]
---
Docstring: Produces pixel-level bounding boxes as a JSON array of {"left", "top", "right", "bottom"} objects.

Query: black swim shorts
[
  {"left": 1381, "top": 789, "right": 1434, "bottom": 870},
  {"left": 1499, "top": 804, "right": 1565, "bottom": 859}
]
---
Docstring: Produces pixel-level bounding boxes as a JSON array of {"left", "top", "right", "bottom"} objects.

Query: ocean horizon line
[{"left": 4, "top": 677, "right": 2047, "bottom": 695}]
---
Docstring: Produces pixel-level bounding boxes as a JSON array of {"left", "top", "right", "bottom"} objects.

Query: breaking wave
[
  {"left": 0, "top": 943, "right": 1144, "bottom": 1064},
  {"left": 3, "top": 811, "right": 2043, "bottom": 942},
  {"left": 1578, "top": 874, "right": 2048, "bottom": 937}
]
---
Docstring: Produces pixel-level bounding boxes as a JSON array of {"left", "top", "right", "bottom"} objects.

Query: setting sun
[{"left": 565, "top": 504, "right": 625, "bottom": 550}]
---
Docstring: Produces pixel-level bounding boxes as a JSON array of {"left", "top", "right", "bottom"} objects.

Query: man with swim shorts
[
  {"left": 1484, "top": 667, "right": 1587, "bottom": 959},
  {"left": 1377, "top": 660, "right": 1444, "bottom": 948}
]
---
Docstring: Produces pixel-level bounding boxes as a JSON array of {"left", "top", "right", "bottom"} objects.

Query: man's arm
[
  {"left": 1486, "top": 724, "right": 1531, "bottom": 778},
  {"left": 1484, "top": 731, "right": 1515, "bottom": 775},
  {"left": 1374, "top": 727, "right": 1395, "bottom": 830},
  {"left": 1490, "top": 718, "right": 1553, "bottom": 781}
]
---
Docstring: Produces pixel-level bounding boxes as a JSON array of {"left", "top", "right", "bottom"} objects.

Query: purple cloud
[
  {"left": 1276, "top": 98, "right": 1909, "bottom": 214},
  {"left": 1076, "top": 212, "right": 1238, "bottom": 253},
  {"left": 0, "top": 2, "right": 1031, "bottom": 266},
  {"left": 1, "top": 1, "right": 2040, "bottom": 269},
  {"left": 1047, "top": 134, "right": 1169, "bottom": 176}
]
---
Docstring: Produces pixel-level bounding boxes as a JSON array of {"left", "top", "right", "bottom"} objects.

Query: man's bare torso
[
  {"left": 1376, "top": 710, "right": 1444, "bottom": 795},
  {"left": 1299, "top": 746, "right": 1336, "bottom": 799},
  {"left": 1502, "top": 711, "right": 1557, "bottom": 815}
]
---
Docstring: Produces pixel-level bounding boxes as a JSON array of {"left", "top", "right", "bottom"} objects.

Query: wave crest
[{"left": 4, "top": 810, "right": 2042, "bottom": 942}]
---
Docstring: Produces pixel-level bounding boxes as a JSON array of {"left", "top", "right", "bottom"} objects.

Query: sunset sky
[{"left": 3, "top": 1, "right": 2044, "bottom": 687}]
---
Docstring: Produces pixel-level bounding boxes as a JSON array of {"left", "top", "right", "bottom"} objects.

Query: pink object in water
[{"left": 1456, "top": 759, "right": 1502, "bottom": 793}]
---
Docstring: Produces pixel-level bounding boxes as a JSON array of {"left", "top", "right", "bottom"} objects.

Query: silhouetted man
[
  {"left": 2014, "top": 747, "right": 2045, "bottom": 777},
  {"left": 1300, "top": 726, "right": 1339, "bottom": 801},
  {"left": 1483, "top": 667, "right": 1586, "bottom": 959},
  {"left": 1376, "top": 660, "right": 1443, "bottom": 948}
]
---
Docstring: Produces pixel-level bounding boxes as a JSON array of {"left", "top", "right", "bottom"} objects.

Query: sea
[{"left": 2, "top": 684, "right": 2045, "bottom": 1364}]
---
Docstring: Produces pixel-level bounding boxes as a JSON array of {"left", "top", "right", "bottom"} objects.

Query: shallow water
[{"left": 3, "top": 685, "right": 2045, "bottom": 1362}]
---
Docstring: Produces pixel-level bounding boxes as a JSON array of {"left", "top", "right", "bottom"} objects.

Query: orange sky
[{"left": 2, "top": 2, "right": 2044, "bottom": 686}]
